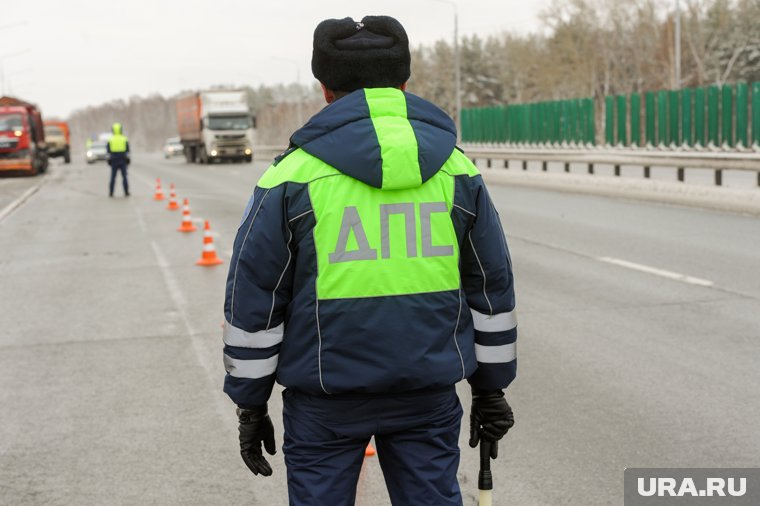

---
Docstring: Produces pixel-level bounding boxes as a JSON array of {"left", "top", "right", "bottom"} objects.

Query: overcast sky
[{"left": 2, "top": 0, "right": 550, "bottom": 118}]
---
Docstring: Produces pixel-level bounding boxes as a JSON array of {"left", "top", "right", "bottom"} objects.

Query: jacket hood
[
  {"left": 290, "top": 88, "right": 456, "bottom": 190},
  {"left": 112, "top": 123, "right": 122, "bottom": 135}
]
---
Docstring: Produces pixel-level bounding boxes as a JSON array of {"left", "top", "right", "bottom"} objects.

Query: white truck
[{"left": 176, "top": 90, "right": 254, "bottom": 164}]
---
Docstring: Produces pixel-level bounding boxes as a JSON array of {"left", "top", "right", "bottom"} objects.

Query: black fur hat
[{"left": 312, "top": 16, "right": 411, "bottom": 92}]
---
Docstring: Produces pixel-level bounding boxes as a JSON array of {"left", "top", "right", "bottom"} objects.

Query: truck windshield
[
  {"left": 207, "top": 116, "right": 251, "bottom": 130},
  {"left": 0, "top": 114, "right": 24, "bottom": 131},
  {"left": 45, "top": 126, "right": 63, "bottom": 136}
]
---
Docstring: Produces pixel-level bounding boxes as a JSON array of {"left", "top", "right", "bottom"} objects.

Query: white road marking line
[
  {"left": 133, "top": 205, "right": 148, "bottom": 233},
  {"left": 151, "top": 241, "right": 196, "bottom": 336},
  {"left": 150, "top": 241, "right": 230, "bottom": 422},
  {"left": 597, "top": 256, "right": 714, "bottom": 287},
  {"left": 0, "top": 176, "right": 47, "bottom": 224}
]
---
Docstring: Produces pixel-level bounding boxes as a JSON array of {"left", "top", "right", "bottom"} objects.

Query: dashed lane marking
[
  {"left": 134, "top": 205, "right": 148, "bottom": 233},
  {"left": 597, "top": 256, "right": 714, "bottom": 287},
  {"left": 510, "top": 234, "right": 717, "bottom": 289}
]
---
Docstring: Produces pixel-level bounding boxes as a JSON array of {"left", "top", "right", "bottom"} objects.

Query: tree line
[
  {"left": 410, "top": 0, "right": 760, "bottom": 115},
  {"left": 66, "top": 0, "right": 758, "bottom": 151}
]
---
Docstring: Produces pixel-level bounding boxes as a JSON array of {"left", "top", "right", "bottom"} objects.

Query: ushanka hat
[{"left": 312, "top": 15, "right": 411, "bottom": 92}]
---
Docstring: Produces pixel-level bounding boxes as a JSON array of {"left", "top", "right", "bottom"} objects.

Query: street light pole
[
  {"left": 4, "top": 68, "right": 31, "bottom": 95},
  {"left": 675, "top": 0, "right": 681, "bottom": 88},
  {"left": 454, "top": 5, "right": 461, "bottom": 141},
  {"left": 0, "top": 22, "right": 29, "bottom": 95},
  {"left": 0, "top": 50, "right": 32, "bottom": 96},
  {"left": 432, "top": 0, "right": 461, "bottom": 141}
]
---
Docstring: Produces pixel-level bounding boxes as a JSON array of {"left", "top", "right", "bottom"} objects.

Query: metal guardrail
[
  {"left": 462, "top": 143, "right": 760, "bottom": 187},
  {"left": 254, "top": 144, "right": 760, "bottom": 187}
]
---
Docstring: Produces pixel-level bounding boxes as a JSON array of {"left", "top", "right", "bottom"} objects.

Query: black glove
[
  {"left": 469, "top": 389, "right": 514, "bottom": 459},
  {"left": 237, "top": 405, "right": 276, "bottom": 476}
]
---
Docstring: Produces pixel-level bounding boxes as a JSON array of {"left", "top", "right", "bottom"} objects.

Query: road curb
[
  {"left": 0, "top": 176, "right": 47, "bottom": 225},
  {"left": 480, "top": 169, "right": 760, "bottom": 216}
]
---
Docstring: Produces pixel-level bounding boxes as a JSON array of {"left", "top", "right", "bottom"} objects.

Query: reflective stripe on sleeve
[
  {"left": 223, "top": 354, "right": 278, "bottom": 379},
  {"left": 223, "top": 321, "right": 284, "bottom": 348},
  {"left": 471, "top": 308, "right": 517, "bottom": 332},
  {"left": 475, "top": 343, "right": 516, "bottom": 364}
]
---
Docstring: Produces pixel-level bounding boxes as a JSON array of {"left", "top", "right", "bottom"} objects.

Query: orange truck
[
  {"left": 0, "top": 96, "right": 48, "bottom": 175},
  {"left": 44, "top": 120, "right": 71, "bottom": 164}
]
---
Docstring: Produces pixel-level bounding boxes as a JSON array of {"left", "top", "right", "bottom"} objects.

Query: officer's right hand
[
  {"left": 237, "top": 405, "right": 277, "bottom": 476},
  {"left": 468, "top": 389, "right": 515, "bottom": 459}
]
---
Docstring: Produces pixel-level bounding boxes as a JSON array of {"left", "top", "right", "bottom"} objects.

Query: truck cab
[
  {"left": 201, "top": 112, "right": 254, "bottom": 163},
  {"left": 44, "top": 121, "right": 71, "bottom": 164},
  {"left": 0, "top": 97, "right": 48, "bottom": 176}
]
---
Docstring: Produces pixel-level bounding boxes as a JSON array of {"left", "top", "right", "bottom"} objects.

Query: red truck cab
[{"left": 0, "top": 96, "right": 48, "bottom": 175}]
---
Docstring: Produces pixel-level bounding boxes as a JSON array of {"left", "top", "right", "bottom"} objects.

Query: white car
[
  {"left": 164, "top": 137, "right": 184, "bottom": 159},
  {"left": 86, "top": 141, "right": 109, "bottom": 164}
]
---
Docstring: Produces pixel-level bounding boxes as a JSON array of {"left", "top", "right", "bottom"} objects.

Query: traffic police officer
[
  {"left": 223, "top": 16, "right": 517, "bottom": 505},
  {"left": 106, "top": 123, "right": 130, "bottom": 197}
]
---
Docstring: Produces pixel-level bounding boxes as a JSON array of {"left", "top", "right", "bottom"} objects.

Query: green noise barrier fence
[
  {"left": 608, "top": 82, "right": 758, "bottom": 148},
  {"left": 461, "top": 82, "right": 760, "bottom": 149},
  {"left": 461, "top": 99, "right": 595, "bottom": 145}
]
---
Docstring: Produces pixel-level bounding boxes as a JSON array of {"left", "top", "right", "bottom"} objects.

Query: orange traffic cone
[
  {"left": 196, "top": 220, "right": 223, "bottom": 266},
  {"left": 166, "top": 184, "right": 179, "bottom": 210},
  {"left": 177, "top": 198, "right": 197, "bottom": 232},
  {"left": 365, "top": 443, "right": 376, "bottom": 457},
  {"left": 153, "top": 178, "right": 165, "bottom": 201}
]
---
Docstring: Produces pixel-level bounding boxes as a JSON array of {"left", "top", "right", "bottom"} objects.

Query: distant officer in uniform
[
  {"left": 223, "top": 16, "right": 517, "bottom": 505},
  {"left": 106, "top": 123, "right": 130, "bottom": 197}
]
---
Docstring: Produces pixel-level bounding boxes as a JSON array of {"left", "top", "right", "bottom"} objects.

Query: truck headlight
[
  {"left": 210, "top": 150, "right": 218, "bottom": 157},
  {"left": 86, "top": 151, "right": 93, "bottom": 157},
  {"left": 244, "top": 148, "right": 252, "bottom": 155},
  {"left": 14, "top": 130, "right": 23, "bottom": 137}
]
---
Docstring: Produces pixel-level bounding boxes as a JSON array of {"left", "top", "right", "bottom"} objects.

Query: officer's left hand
[
  {"left": 469, "top": 389, "right": 514, "bottom": 459},
  {"left": 237, "top": 405, "right": 277, "bottom": 476}
]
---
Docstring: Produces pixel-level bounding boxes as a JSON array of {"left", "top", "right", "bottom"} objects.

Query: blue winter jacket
[{"left": 223, "top": 88, "right": 517, "bottom": 407}]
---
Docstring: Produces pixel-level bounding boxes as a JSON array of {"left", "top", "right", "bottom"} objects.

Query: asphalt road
[
  {"left": 1, "top": 154, "right": 758, "bottom": 505},
  {"left": 0, "top": 173, "right": 45, "bottom": 219}
]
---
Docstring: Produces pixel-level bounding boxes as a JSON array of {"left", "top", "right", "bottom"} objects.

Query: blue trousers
[
  {"left": 282, "top": 386, "right": 463, "bottom": 506},
  {"left": 109, "top": 164, "right": 129, "bottom": 196}
]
